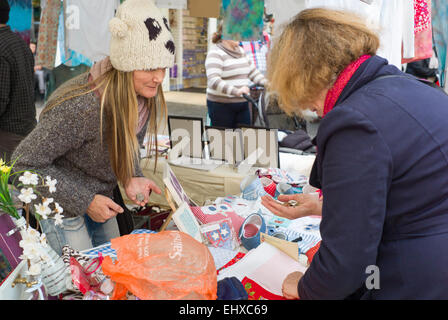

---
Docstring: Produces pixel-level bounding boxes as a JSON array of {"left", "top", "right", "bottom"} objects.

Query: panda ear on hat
[{"left": 109, "top": 17, "right": 129, "bottom": 39}]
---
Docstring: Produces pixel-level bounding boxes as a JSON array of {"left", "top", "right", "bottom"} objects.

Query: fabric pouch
[
  {"left": 190, "top": 204, "right": 245, "bottom": 235},
  {"left": 201, "top": 218, "right": 239, "bottom": 250}
]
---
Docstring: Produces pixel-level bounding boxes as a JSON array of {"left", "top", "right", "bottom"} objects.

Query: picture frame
[
  {"left": 172, "top": 202, "right": 203, "bottom": 243},
  {"left": 168, "top": 116, "right": 204, "bottom": 159},
  {"left": 204, "top": 126, "right": 244, "bottom": 165},
  {"left": 162, "top": 162, "right": 197, "bottom": 207},
  {"left": 238, "top": 125, "right": 279, "bottom": 168}
]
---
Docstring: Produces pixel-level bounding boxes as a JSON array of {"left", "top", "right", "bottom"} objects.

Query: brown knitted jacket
[{"left": 12, "top": 73, "right": 148, "bottom": 218}]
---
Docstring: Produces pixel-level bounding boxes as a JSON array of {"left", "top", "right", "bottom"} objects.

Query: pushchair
[
  {"left": 243, "top": 85, "right": 317, "bottom": 155},
  {"left": 244, "top": 85, "right": 302, "bottom": 130}
]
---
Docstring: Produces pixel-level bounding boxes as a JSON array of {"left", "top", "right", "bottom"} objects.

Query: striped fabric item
[
  {"left": 262, "top": 179, "right": 277, "bottom": 197},
  {"left": 296, "top": 233, "right": 321, "bottom": 255},
  {"left": 205, "top": 44, "right": 267, "bottom": 104},
  {"left": 240, "top": 41, "right": 269, "bottom": 76},
  {"left": 267, "top": 225, "right": 321, "bottom": 255},
  {"left": 79, "top": 229, "right": 157, "bottom": 258}
]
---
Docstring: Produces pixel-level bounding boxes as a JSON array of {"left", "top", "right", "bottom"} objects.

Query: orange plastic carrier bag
[{"left": 102, "top": 231, "right": 217, "bottom": 300}]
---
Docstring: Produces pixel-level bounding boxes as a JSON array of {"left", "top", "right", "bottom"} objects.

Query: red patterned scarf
[{"left": 323, "top": 55, "right": 371, "bottom": 116}]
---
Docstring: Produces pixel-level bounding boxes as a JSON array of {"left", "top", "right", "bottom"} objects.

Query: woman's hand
[
  {"left": 236, "top": 86, "right": 250, "bottom": 97},
  {"left": 261, "top": 193, "right": 322, "bottom": 220},
  {"left": 125, "top": 177, "right": 161, "bottom": 207},
  {"left": 282, "top": 271, "right": 303, "bottom": 299},
  {"left": 86, "top": 194, "right": 124, "bottom": 223}
]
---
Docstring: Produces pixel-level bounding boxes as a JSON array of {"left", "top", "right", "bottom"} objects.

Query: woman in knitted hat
[
  {"left": 13, "top": 0, "right": 176, "bottom": 255},
  {"left": 262, "top": 8, "right": 448, "bottom": 299}
]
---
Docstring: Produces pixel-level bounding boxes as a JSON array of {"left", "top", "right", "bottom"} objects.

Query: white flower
[
  {"left": 42, "top": 197, "right": 53, "bottom": 206},
  {"left": 19, "top": 238, "right": 34, "bottom": 251},
  {"left": 34, "top": 203, "right": 51, "bottom": 219},
  {"left": 25, "top": 227, "right": 41, "bottom": 241},
  {"left": 19, "top": 171, "right": 39, "bottom": 186},
  {"left": 45, "top": 176, "right": 57, "bottom": 193},
  {"left": 53, "top": 212, "right": 64, "bottom": 226},
  {"left": 19, "top": 241, "right": 41, "bottom": 260},
  {"left": 38, "top": 233, "right": 48, "bottom": 247},
  {"left": 18, "top": 188, "right": 37, "bottom": 204},
  {"left": 39, "top": 251, "right": 52, "bottom": 265},
  {"left": 54, "top": 202, "right": 63, "bottom": 214},
  {"left": 26, "top": 263, "right": 42, "bottom": 276},
  {"left": 17, "top": 226, "right": 52, "bottom": 274}
]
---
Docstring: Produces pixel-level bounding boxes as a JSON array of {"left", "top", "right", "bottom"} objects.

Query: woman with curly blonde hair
[{"left": 262, "top": 8, "right": 448, "bottom": 299}]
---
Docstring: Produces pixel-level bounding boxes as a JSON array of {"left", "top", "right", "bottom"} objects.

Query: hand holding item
[
  {"left": 261, "top": 193, "right": 322, "bottom": 219},
  {"left": 125, "top": 177, "right": 161, "bottom": 207},
  {"left": 87, "top": 194, "right": 124, "bottom": 223},
  {"left": 236, "top": 86, "right": 250, "bottom": 97},
  {"left": 282, "top": 271, "right": 303, "bottom": 299}
]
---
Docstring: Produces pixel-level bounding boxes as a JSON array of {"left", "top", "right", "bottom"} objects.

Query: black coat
[{"left": 0, "top": 26, "right": 36, "bottom": 137}]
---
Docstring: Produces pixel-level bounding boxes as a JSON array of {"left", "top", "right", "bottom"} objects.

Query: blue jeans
[
  {"left": 207, "top": 100, "right": 250, "bottom": 129},
  {"left": 40, "top": 214, "right": 120, "bottom": 256}
]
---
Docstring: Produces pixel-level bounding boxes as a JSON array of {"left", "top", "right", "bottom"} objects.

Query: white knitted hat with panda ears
[{"left": 109, "top": 0, "right": 175, "bottom": 72}]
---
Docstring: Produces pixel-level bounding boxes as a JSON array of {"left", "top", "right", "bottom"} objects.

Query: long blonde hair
[
  {"left": 267, "top": 8, "right": 380, "bottom": 115},
  {"left": 42, "top": 68, "right": 166, "bottom": 186}
]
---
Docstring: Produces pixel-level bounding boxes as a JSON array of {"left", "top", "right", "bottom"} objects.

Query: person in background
[
  {"left": 13, "top": 0, "right": 174, "bottom": 255},
  {"left": 262, "top": 8, "right": 448, "bottom": 300},
  {"left": 0, "top": 0, "right": 36, "bottom": 163},
  {"left": 29, "top": 41, "right": 46, "bottom": 100},
  {"left": 205, "top": 25, "right": 267, "bottom": 128},
  {"left": 405, "top": 57, "right": 438, "bottom": 84}
]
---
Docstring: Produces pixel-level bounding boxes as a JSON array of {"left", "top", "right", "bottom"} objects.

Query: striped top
[{"left": 205, "top": 44, "right": 267, "bottom": 103}]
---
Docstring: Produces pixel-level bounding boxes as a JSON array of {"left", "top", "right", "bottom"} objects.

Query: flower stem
[{"left": 25, "top": 203, "right": 30, "bottom": 229}]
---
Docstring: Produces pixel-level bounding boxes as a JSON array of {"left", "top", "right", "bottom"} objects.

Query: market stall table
[{"left": 122, "top": 153, "right": 316, "bottom": 207}]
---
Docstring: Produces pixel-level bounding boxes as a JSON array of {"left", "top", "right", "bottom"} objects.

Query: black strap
[
  {"left": 113, "top": 186, "right": 135, "bottom": 235},
  {"left": 372, "top": 74, "right": 446, "bottom": 94}
]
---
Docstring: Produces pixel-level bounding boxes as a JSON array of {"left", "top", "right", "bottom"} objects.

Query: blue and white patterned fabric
[
  {"left": 295, "top": 233, "right": 321, "bottom": 255},
  {"left": 266, "top": 225, "right": 320, "bottom": 255},
  {"left": 241, "top": 177, "right": 268, "bottom": 201},
  {"left": 80, "top": 229, "right": 157, "bottom": 258}
]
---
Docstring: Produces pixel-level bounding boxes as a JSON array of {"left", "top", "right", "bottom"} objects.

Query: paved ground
[
  {"left": 164, "top": 91, "right": 208, "bottom": 126},
  {"left": 35, "top": 90, "right": 209, "bottom": 135},
  {"left": 35, "top": 90, "right": 320, "bottom": 138}
]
